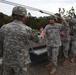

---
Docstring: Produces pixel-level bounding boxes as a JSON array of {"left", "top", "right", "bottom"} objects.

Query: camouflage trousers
[
  {"left": 71, "top": 40, "right": 76, "bottom": 56},
  {"left": 3, "top": 63, "right": 27, "bottom": 75},
  {"left": 47, "top": 46, "right": 60, "bottom": 67},
  {"left": 61, "top": 40, "right": 70, "bottom": 58}
]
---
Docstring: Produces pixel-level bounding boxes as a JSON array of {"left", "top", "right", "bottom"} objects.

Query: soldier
[
  {"left": 70, "top": 18, "right": 76, "bottom": 62},
  {"left": 60, "top": 18, "right": 70, "bottom": 66},
  {"left": 44, "top": 15, "right": 68, "bottom": 75},
  {"left": 0, "top": 6, "right": 44, "bottom": 75}
]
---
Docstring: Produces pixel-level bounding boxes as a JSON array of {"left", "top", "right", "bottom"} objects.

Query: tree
[{"left": 0, "top": 12, "right": 4, "bottom": 28}]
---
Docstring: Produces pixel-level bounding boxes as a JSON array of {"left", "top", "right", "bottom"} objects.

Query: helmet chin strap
[{"left": 50, "top": 22, "right": 55, "bottom": 25}]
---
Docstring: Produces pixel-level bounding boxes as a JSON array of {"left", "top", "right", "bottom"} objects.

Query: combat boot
[
  {"left": 70, "top": 55, "right": 75, "bottom": 63},
  {"left": 62, "top": 58, "right": 67, "bottom": 66},
  {"left": 69, "top": 51, "right": 75, "bottom": 63},
  {"left": 70, "top": 56, "right": 74, "bottom": 63},
  {"left": 50, "top": 67, "right": 56, "bottom": 75},
  {"left": 45, "top": 62, "right": 52, "bottom": 68}
]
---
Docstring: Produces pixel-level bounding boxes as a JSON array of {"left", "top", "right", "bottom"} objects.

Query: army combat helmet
[
  {"left": 49, "top": 15, "right": 57, "bottom": 21},
  {"left": 12, "top": 6, "right": 27, "bottom": 17}
]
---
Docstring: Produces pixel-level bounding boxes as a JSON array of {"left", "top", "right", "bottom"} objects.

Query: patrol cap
[{"left": 12, "top": 6, "right": 27, "bottom": 17}]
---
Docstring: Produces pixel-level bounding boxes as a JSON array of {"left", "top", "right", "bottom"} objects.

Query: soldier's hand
[
  {"left": 60, "top": 32, "right": 66, "bottom": 37},
  {"left": 40, "top": 28, "right": 45, "bottom": 36},
  {"left": 61, "top": 18, "right": 66, "bottom": 22}
]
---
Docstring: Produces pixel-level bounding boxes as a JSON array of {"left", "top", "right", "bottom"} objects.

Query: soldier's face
[{"left": 49, "top": 19, "right": 55, "bottom": 24}]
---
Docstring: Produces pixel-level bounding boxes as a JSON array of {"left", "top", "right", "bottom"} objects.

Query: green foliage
[
  {"left": 0, "top": 12, "right": 12, "bottom": 28},
  {"left": 0, "top": 13, "right": 49, "bottom": 30},
  {"left": 24, "top": 16, "right": 49, "bottom": 30},
  {"left": 0, "top": 6, "right": 76, "bottom": 29},
  {"left": 0, "top": 12, "right": 5, "bottom": 28},
  {"left": 4, "top": 16, "right": 12, "bottom": 24},
  {"left": 24, "top": 16, "right": 38, "bottom": 29}
]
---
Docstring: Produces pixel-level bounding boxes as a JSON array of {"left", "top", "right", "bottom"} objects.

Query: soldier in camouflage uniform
[
  {"left": 0, "top": 6, "right": 44, "bottom": 75},
  {"left": 44, "top": 15, "right": 68, "bottom": 75},
  {"left": 70, "top": 18, "right": 76, "bottom": 62},
  {"left": 60, "top": 19, "right": 70, "bottom": 66}
]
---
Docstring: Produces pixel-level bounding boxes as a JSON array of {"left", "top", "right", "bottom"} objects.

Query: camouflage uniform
[
  {"left": 0, "top": 6, "right": 43, "bottom": 75},
  {"left": 71, "top": 19, "right": 76, "bottom": 56},
  {"left": 67, "top": 18, "right": 76, "bottom": 56},
  {"left": 61, "top": 23, "right": 70, "bottom": 58},
  {"left": 45, "top": 22, "right": 68, "bottom": 67}
]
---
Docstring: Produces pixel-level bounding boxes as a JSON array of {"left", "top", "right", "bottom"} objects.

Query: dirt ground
[
  {"left": 28, "top": 58, "right": 76, "bottom": 75},
  {"left": 0, "top": 58, "right": 76, "bottom": 75}
]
